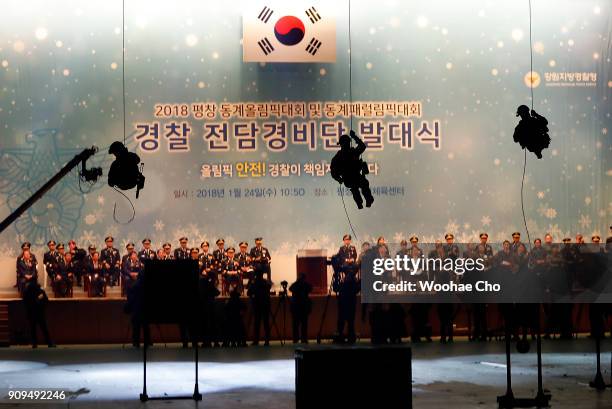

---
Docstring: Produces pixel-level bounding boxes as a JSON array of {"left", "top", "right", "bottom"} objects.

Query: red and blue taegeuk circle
[{"left": 274, "top": 16, "right": 305, "bottom": 46}]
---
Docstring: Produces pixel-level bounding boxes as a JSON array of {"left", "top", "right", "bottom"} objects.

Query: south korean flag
[{"left": 243, "top": 2, "right": 336, "bottom": 63}]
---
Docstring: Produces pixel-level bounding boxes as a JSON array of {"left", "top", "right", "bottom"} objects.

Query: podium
[{"left": 296, "top": 249, "right": 327, "bottom": 294}]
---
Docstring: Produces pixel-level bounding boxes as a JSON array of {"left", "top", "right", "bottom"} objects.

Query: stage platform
[
  {"left": 1, "top": 294, "right": 598, "bottom": 346},
  {"left": 0, "top": 339, "right": 610, "bottom": 408}
]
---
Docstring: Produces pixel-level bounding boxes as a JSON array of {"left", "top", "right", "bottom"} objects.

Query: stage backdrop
[{"left": 0, "top": 0, "right": 610, "bottom": 288}]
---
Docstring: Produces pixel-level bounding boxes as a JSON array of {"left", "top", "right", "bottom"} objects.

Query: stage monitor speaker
[
  {"left": 296, "top": 249, "right": 327, "bottom": 294},
  {"left": 295, "top": 345, "right": 412, "bottom": 409}
]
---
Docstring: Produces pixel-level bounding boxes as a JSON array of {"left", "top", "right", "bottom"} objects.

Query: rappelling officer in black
[{"left": 330, "top": 130, "right": 374, "bottom": 209}]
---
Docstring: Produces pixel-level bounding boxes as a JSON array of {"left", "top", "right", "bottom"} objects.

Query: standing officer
[
  {"left": 68, "top": 240, "right": 87, "bottom": 287},
  {"left": 43, "top": 240, "right": 60, "bottom": 282},
  {"left": 101, "top": 236, "right": 121, "bottom": 286},
  {"left": 22, "top": 281, "right": 55, "bottom": 348},
  {"left": 289, "top": 273, "right": 313, "bottom": 344},
  {"left": 409, "top": 236, "right": 423, "bottom": 257},
  {"left": 199, "top": 245, "right": 220, "bottom": 348},
  {"left": 247, "top": 271, "right": 272, "bottom": 346},
  {"left": 472, "top": 233, "right": 492, "bottom": 341},
  {"left": 336, "top": 271, "right": 360, "bottom": 344},
  {"left": 338, "top": 234, "right": 358, "bottom": 276},
  {"left": 200, "top": 267, "right": 221, "bottom": 348},
  {"left": 223, "top": 247, "right": 240, "bottom": 295},
  {"left": 478, "top": 233, "right": 494, "bottom": 257},
  {"left": 510, "top": 232, "right": 523, "bottom": 254},
  {"left": 443, "top": 233, "right": 460, "bottom": 259},
  {"left": 237, "top": 241, "right": 253, "bottom": 289},
  {"left": 440, "top": 234, "right": 458, "bottom": 343},
  {"left": 199, "top": 241, "right": 215, "bottom": 280},
  {"left": 174, "top": 237, "right": 190, "bottom": 260},
  {"left": 213, "top": 239, "right": 226, "bottom": 277},
  {"left": 124, "top": 274, "right": 150, "bottom": 348},
  {"left": 250, "top": 237, "right": 272, "bottom": 282},
  {"left": 138, "top": 238, "right": 156, "bottom": 263},
  {"left": 396, "top": 239, "right": 410, "bottom": 281}
]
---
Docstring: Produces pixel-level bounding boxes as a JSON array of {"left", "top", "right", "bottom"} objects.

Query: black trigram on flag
[
  {"left": 258, "top": 37, "right": 275, "bottom": 55},
  {"left": 305, "top": 38, "right": 322, "bottom": 55},
  {"left": 305, "top": 7, "right": 321, "bottom": 23},
  {"left": 258, "top": 6, "right": 274, "bottom": 23}
]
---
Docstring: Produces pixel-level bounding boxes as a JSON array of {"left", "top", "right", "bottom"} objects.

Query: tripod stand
[
  {"left": 316, "top": 276, "right": 338, "bottom": 344},
  {"left": 497, "top": 307, "right": 551, "bottom": 408},
  {"left": 271, "top": 286, "right": 289, "bottom": 345},
  {"left": 589, "top": 334, "right": 612, "bottom": 390}
]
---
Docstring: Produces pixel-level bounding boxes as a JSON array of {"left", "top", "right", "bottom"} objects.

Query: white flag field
[{"left": 242, "top": 2, "right": 337, "bottom": 63}]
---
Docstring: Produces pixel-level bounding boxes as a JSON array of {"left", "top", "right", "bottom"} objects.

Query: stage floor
[{"left": 0, "top": 339, "right": 610, "bottom": 408}]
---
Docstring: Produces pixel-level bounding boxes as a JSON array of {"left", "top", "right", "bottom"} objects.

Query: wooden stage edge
[{"left": 1, "top": 295, "right": 596, "bottom": 346}]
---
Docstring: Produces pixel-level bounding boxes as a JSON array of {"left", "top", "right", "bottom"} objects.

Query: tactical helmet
[
  {"left": 516, "top": 105, "right": 530, "bottom": 117},
  {"left": 108, "top": 141, "right": 127, "bottom": 155},
  {"left": 337, "top": 134, "right": 351, "bottom": 146}
]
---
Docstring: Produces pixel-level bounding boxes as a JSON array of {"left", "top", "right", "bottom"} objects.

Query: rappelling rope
[
  {"left": 521, "top": 0, "right": 534, "bottom": 249},
  {"left": 339, "top": 0, "right": 359, "bottom": 242},
  {"left": 122, "top": 0, "right": 127, "bottom": 146}
]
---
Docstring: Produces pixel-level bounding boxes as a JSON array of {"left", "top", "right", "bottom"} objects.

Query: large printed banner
[{"left": 0, "top": 0, "right": 609, "bottom": 285}]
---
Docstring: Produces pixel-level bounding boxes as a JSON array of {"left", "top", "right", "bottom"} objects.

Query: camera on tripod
[{"left": 280, "top": 280, "right": 288, "bottom": 296}]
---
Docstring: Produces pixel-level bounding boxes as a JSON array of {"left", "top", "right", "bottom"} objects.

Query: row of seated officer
[{"left": 16, "top": 236, "right": 273, "bottom": 298}]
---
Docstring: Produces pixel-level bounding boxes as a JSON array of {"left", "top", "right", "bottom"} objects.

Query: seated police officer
[
  {"left": 121, "top": 242, "right": 135, "bottom": 266},
  {"left": 87, "top": 251, "right": 106, "bottom": 297},
  {"left": 160, "top": 242, "right": 174, "bottom": 260},
  {"left": 57, "top": 250, "right": 75, "bottom": 297},
  {"left": 16, "top": 242, "right": 37, "bottom": 291},
  {"left": 17, "top": 248, "right": 38, "bottom": 295},
  {"left": 175, "top": 237, "right": 190, "bottom": 260},
  {"left": 122, "top": 251, "right": 142, "bottom": 292}
]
